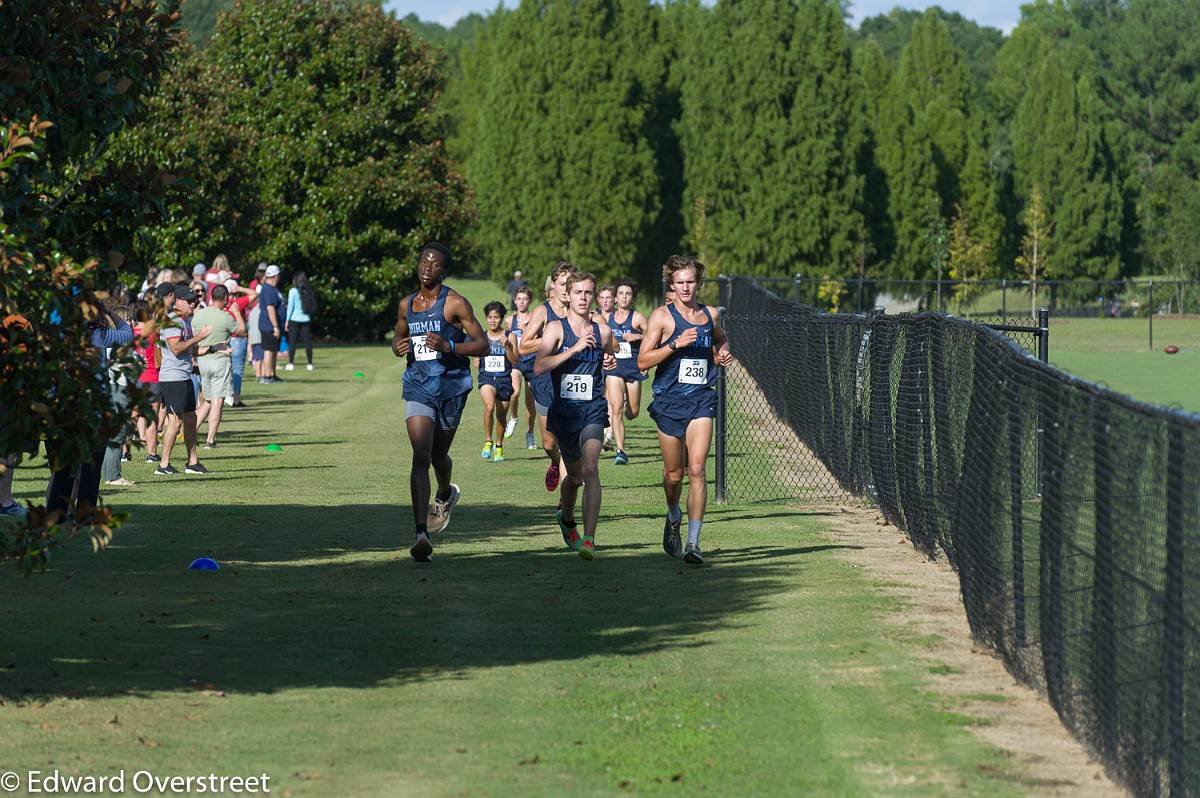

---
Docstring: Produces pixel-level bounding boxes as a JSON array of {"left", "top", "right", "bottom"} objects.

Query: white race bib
[
  {"left": 678, "top": 358, "right": 708, "bottom": 385},
  {"left": 484, "top": 355, "right": 506, "bottom": 373},
  {"left": 412, "top": 335, "right": 439, "bottom": 362},
  {"left": 616, "top": 341, "right": 633, "bottom": 359},
  {"left": 560, "top": 373, "right": 593, "bottom": 401}
]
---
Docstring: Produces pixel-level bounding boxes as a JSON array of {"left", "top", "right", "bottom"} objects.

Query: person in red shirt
[{"left": 131, "top": 300, "right": 164, "bottom": 463}]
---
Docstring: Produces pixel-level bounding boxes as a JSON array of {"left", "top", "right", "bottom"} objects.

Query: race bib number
[
  {"left": 560, "top": 373, "right": 593, "bottom": 401},
  {"left": 484, "top": 355, "right": 506, "bottom": 373},
  {"left": 678, "top": 358, "right": 708, "bottom": 385},
  {"left": 616, "top": 341, "right": 633, "bottom": 359},
  {"left": 412, "top": 335, "right": 439, "bottom": 362}
]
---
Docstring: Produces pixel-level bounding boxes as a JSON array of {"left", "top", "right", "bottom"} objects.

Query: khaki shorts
[{"left": 199, "top": 355, "right": 234, "bottom": 399}]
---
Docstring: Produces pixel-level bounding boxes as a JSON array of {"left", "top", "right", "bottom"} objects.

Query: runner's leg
[
  {"left": 480, "top": 385, "right": 497, "bottom": 446},
  {"left": 407, "top": 415, "right": 436, "bottom": 526},
  {"left": 625, "top": 380, "right": 642, "bottom": 419},
  {"left": 684, "top": 417, "right": 713, "bottom": 522},
  {"left": 606, "top": 376, "right": 626, "bottom": 454}
]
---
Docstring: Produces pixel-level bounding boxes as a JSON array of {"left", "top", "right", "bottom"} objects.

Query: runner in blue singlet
[
  {"left": 604, "top": 280, "right": 649, "bottom": 465},
  {"left": 535, "top": 271, "right": 616, "bottom": 560},
  {"left": 392, "top": 243, "right": 488, "bottom": 562},
  {"left": 639, "top": 255, "right": 732, "bottom": 565},
  {"left": 477, "top": 301, "right": 519, "bottom": 463},
  {"left": 507, "top": 286, "right": 537, "bottom": 448},
  {"left": 517, "top": 262, "right": 574, "bottom": 493}
]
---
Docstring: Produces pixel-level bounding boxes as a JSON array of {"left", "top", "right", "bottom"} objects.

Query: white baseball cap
[
  {"left": 193, "top": 263, "right": 207, "bottom": 276},
  {"left": 224, "top": 279, "right": 239, "bottom": 292},
  {"left": 264, "top": 265, "right": 281, "bottom": 278}
]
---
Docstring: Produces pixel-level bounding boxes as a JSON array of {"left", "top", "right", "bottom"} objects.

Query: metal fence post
[
  {"left": 715, "top": 326, "right": 728, "bottom": 504},
  {"left": 1037, "top": 308, "right": 1049, "bottom": 497},
  {"left": 1001, "top": 279, "right": 1008, "bottom": 322},
  {"left": 1149, "top": 280, "right": 1155, "bottom": 352},
  {"left": 794, "top": 274, "right": 803, "bottom": 303}
]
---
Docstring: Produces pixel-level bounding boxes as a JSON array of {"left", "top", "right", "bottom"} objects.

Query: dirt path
[{"left": 729, "top": 367, "right": 1126, "bottom": 797}]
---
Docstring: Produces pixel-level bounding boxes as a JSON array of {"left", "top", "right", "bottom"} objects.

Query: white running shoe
[
  {"left": 504, "top": 416, "right": 518, "bottom": 439},
  {"left": 427, "top": 483, "right": 461, "bottom": 534},
  {"left": 224, "top": 396, "right": 234, "bottom": 407},
  {"left": 285, "top": 363, "right": 295, "bottom": 371},
  {"left": 306, "top": 364, "right": 314, "bottom": 371}
]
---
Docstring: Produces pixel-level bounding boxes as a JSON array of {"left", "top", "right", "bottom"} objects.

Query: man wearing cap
[
  {"left": 156, "top": 285, "right": 213, "bottom": 476},
  {"left": 192, "top": 263, "right": 207, "bottom": 285},
  {"left": 193, "top": 284, "right": 243, "bottom": 448},
  {"left": 257, "top": 265, "right": 286, "bottom": 384}
]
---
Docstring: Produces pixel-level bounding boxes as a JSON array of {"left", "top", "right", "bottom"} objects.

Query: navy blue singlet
[
  {"left": 477, "top": 332, "right": 513, "bottom": 389},
  {"left": 532, "top": 301, "right": 563, "bottom": 408},
  {"left": 651, "top": 303, "right": 716, "bottom": 398},
  {"left": 402, "top": 285, "right": 471, "bottom": 403}
]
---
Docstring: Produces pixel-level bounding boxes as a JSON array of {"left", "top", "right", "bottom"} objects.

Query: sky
[{"left": 385, "top": 1, "right": 1025, "bottom": 35}]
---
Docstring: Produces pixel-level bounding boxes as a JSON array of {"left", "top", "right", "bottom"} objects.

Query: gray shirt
[
  {"left": 159, "top": 316, "right": 195, "bottom": 382},
  {"left": 248, "top": 305, "right": 262, "bottom": 346}
]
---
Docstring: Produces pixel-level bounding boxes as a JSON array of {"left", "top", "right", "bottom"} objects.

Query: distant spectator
[
  {"left": 506, "top": 270, "right": 528, "bottom": 303},
  {"left": 248, "top": 298, "right": 264, "bottom": 383},
  {"left": 155, "top": 268, "right": 175, "bottom": 287},
  {"left": 224, "top": 278, "right": 255, "bottom": 407},
  {"left": 193, "top": 284, "right": 243, "bottom": 448},
  {"left": 285, "top": 271, "right": 317, "bottom": 371},
  {"left": 140, "top": 266, "right": 159, "bottom": 296},
  {"left": 257, "top": 265, "right": 286, "bottom": 383},
  {"left": 132, "top": 300, "right": 163, "bottom": 464},
  {"left": 101, "top": 304, "right": 136, "bottom": 487},
  {"left": 191, "top": 263, "right": 207, "bottom": 285},
  {"left": 250, "top": 262, "right": 267, "bottom": 293},
  {"left": 46, "top": 296, "right": 134, "bottom": 513},
  {"left": 154, "top": 286, "right": 213, "bottom": 476}
]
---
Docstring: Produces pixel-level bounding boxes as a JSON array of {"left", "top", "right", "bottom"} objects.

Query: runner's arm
[
  {"left": 442, "top": 293, "right": 489, "bottom": 357},
  {"left": 518, "top": 305, "right": 547, "bottom": 356},
  {"left": 624, "top": 311, "right": 648, "bottom": 344},
  {"left": 711, "top": 307, "right": 733, "bottom": 366},
  {"left": 534, "top": 320, "right": 579, "bottom": 375},
  {"left": 636, "top": 308, "right": 675, "bottom": 371},
  {"left": 391, "top": 297, "right": 410, "bottom": 357},
  {"left": 600, "top": 323, "right": 617, "bottom": 370},
  {"left": 503, "top": 331, "right": 520, "bottom": 363}
]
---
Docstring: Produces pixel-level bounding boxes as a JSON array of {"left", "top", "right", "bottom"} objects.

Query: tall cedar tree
[
  {"left": 468, "top": 0, "right": 664, "bottom": 288},
  {"left": 121, "top": 0, "right": 473, "bottom": 338},
  {"left": 679, "top": 0, "right": 865, "bottom": 278},
  {"left": 1010, "top": 51, "right": 1124, "bottom": 280}
]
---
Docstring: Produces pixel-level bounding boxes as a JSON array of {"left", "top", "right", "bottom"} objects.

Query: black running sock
[{"left": 416, "top": 523, "right": 428, "bottom": 536}]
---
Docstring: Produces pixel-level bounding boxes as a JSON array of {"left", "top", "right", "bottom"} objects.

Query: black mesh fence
[{"left": 716, "top": 276, "right": 1199, "bottom": 798}]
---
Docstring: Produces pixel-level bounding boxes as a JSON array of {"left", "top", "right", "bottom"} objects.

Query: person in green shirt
[{"left": 193, "top": 285, "right": 244, "bottom": 447}]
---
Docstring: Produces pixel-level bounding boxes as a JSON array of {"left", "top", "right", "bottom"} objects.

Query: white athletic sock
[
  {"left": 667, "top": 503, "right": 682, "bottom": 523},
  {"left": 687, "top": 520, "right": 702, "bottom": 547}
]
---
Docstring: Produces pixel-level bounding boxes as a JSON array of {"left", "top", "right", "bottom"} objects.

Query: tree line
[
  {"left": 397, "top": 0, "right": 1200, "bottom": 295},
  {"left": 161, "top": 0, "right": 1200, "bottom": 314}
]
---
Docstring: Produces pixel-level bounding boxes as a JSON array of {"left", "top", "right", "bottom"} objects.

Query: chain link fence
[{"left": 714, "top": 276, "right": 1198, "bottom": 798}]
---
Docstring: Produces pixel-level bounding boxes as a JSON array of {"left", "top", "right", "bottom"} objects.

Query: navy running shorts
[
  {"left": 405, "top": 392, "right": 469, "bottom": 431},
  {"left": 548, "top": 397, "right": 609, "bottom": 462},
  {"left": 478, "top": 374, "right": 514, "bottom": 402},
  {"left": 648, "top": 390, "right": 717, "bottom": 439}
]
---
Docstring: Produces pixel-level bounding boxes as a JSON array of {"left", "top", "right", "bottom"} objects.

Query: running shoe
[
  {"left": 184, "top": 462, "right": 211, "bottom": 475},
  {"left": 0, "top": 501, "right": 28, "bottom": 519},
  {"left": 545, "top": 462, "right": 560, "bottom": 492},
  {"left": 285, "top": 363, "right": 295, "bottom": 371},
  {"left": 203, "top": 442, "right": 218, "bottom": 450},
  {"left": 410, "top": 531, "right": 433, "bottom": 562},
  {"left": 104, "top": 477, "right": 136, "bottom": 487},
  {"left": 427, "top": 483, "right": 461, "bottom": 534},
  {"left": 579, "top": 535, "right": 595, "bottom": 560},
  {"left": 663, "top": 516, "right": 682, "bottom": 559},
  {"left": 144, "top": 454, "right": 161, "bottom": 464},
  {"left": 614, "top": 450, "right": 629, "bottom": 466},
  {"left": 504, "top": 416, "right": 518, "bottom": 439},
  {"left": 493, "top": 444, "right": 504, "bottom": 463},
  {"left": 557, "top": 508, "right": 582, "bottom": 551},
  {"left": 306, "top": 364, "right": 314, "bottom": 371},
  {"left": 602, "top": 430, "right": 614, "bottom": 451},
  {"left": 683, "top": 543, "right": 704, "bottom": 565},
  {"left": 526, "top": 431, "right": 536, "bottom": 450},
  {"left": 154, "top": 465, "right": 179, "bottom": 476},
  {"left": 120, "top": 452, "right": 132, "bottom": 463},
  {"left": 481, "top": 441, "right": 494, "bottom": 460}
]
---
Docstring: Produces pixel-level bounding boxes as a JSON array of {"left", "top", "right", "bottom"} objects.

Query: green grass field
[
  {"left": 1040, "top": 317, "right": 1200, "bottom": 413},
  {"left": 3, "top": 319, "right": 1036, "bottom": 795}
]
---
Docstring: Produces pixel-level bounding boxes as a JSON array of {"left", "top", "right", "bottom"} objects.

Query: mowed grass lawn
[
  {"left": 1042, "top": 317, "right": 1200, "bottom": 412},
  {"left": 1, "top": 307, "right": 1032, "bottom": 795}
]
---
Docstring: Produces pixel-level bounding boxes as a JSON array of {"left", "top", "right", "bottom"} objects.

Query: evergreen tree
[
  {"left": 855, "top": 40, "right": 894, "bottom": 273},
  {"left": 1011, "top": 53, "right": 1124, "bottom": 280},
  {"left": 468, "top": 0, "right": 664, "bottom": 286},
  {"left": 679, "top": 0, "right": 865, "bottom": 278}
]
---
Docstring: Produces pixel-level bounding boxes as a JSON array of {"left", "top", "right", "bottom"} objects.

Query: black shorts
[
  {"left": 261, "top": 331, "right": 280, "bottom": 352},
  {"left": 160, "top": 379, "right": 197, "bottom": 415}
]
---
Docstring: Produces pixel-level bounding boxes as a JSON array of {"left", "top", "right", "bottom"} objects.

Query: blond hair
[{"left": 662, "top": 255, "right": 705, "bottom": 287}]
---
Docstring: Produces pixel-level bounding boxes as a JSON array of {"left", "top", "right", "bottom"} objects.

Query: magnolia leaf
[
  {"left": 94, "top": 70, "right": 112, "bottom": 84},
  {"left": 107, "top": 250, "right": 125, "bottom": 268},
  {"left": 115, "top": 76, "right": 133, "bottom": 94}
]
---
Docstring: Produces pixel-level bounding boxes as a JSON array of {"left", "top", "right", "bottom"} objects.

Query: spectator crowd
[{"left": 0, "top": 256, "right": 320, "bottom": 520}]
